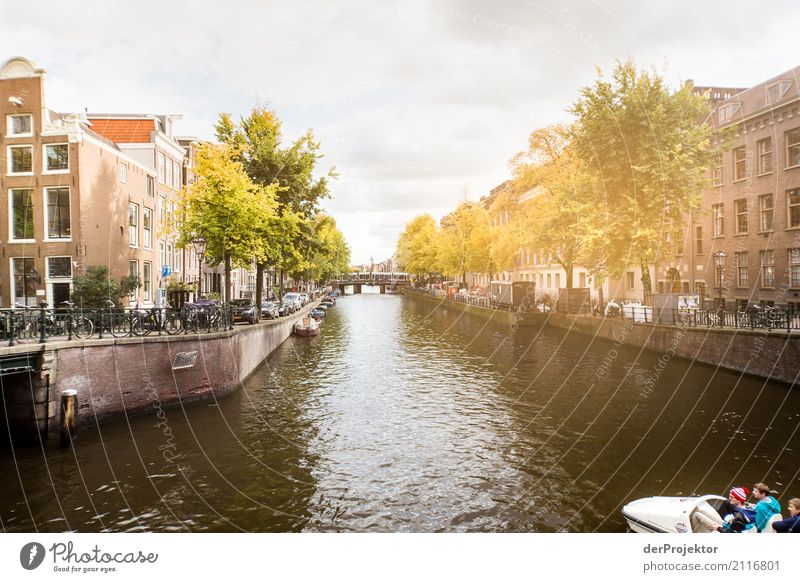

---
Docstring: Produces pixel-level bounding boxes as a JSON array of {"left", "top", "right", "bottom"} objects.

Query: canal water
[{"left": 2, "top": 292, "right": 799, "bottom": 532}]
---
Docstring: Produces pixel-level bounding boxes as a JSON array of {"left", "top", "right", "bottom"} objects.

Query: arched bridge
[{"left": 331, "top": 272, "right": 411, "bottom": 294}]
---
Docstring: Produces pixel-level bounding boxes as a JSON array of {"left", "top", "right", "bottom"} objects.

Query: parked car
[
  {"left": 298, "top": 293, "right": 309, "bottom": 306},
  {"left": 310, "top": 307, "right": 326, "bottom": 320},
  {"left": 261, "top": 301, "right": 280, "bottom": 319},
  {"left": 230, "top": 299, "right": 257, "bottom": 324},
  {"left": 282, "top": 293, "right": 302, "bottom": 313}
]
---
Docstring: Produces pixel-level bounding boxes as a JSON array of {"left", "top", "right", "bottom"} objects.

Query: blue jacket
[
  {"left": 755, "top": 496, "right": 782, "bottom": 531},
  {"left": 772, "top": 514, "right": 800, "bottom": 533}
]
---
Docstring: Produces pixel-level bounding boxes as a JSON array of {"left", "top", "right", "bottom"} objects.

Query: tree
[
  {"left": 395, "top": 214, "right": 439, "bottom": 281},
  {"left": 71, "top": 265, "right": 140, "bottom": 308},
  {"left": 175, "top": 142, "right": 277, "bottom": 303},
  {"left": 509, "top": 123, "right": 592, "bottom": 288},
  {"left": 436, "top": 202, "right": 486, "bottom": 284},
  {"left": 570, "top": 61, "right": 716, "bottom": 300},
  {"left": 216, "top": 105, "right": 337, "bottom": 314}
]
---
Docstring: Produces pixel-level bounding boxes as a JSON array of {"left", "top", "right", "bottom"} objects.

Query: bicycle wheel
[
  {"left": 109, "top": 312, "right": 132, "bottom": 338},
  {"left": 73, "top": 317, "right": 94, "bottom": 339},
  {"left": 165, "top": 312, "right": 183, "bottom": 335},
  {"left": 131, "top": 314, "right": 153, "bottom": 337}
]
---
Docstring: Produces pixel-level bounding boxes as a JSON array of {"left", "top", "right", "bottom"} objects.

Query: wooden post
[{"left": 60, "top": 389, "right": 77, "bottom": 447}]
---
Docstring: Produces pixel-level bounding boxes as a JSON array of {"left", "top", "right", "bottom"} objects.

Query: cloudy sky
[{"left": 2, "top": 0, "right": 798, "bottom": 263}]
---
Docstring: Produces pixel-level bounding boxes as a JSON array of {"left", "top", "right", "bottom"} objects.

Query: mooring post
[{"left": 60, "top": 389, "right": 77, "bottom": 447}]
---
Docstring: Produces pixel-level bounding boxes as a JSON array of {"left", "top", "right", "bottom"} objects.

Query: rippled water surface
[{"left": 2, "top": 292, "right": 799, "bottom": 532}]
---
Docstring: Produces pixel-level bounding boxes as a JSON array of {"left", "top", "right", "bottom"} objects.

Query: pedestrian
[
  {"left": 772, "top": 498, "right": 800, "bottom": 533},
  {"left": 752, "top": 482, "right": 782, "bottom": 532}
]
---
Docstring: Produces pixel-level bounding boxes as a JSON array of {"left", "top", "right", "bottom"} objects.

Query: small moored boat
[{"left": 294, "top": 316, "right": 320, "bottom": 337}]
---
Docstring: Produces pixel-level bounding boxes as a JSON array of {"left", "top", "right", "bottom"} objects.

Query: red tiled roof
[{"left": 88, "top": 118, "right": 155, "bottom": 143}]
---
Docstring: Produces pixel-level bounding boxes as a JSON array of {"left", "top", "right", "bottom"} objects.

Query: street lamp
[
  {"left": 192, "top": 237, "right": 207, "bottom": 299},
  {"left": 713, "top": 250, "right": 727, "bottom": 309}
]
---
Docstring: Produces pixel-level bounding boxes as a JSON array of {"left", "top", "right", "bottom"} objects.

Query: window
[
  {"left": 159, "top": 240, "right": 166, "bottom": 269},
  {"left": 12, "top": 258, "right": 37, "bottom": 307},
  {"left": 8, "top": 145, "right": 33, "bottom": 174},
  {"left": 47, "top": 257, "right": 72, "bottom": 278},
  {"left": 626, "top": 271, "right": 635, "bottom": 290},
  {"left": 119, "top": 162, "right": 127, "bottom": 183},
  {"left": 676, "top": 229, "right": 685, "bottom": 255},
  {"left": 167, "top": 242, "right": 174, "bottom": 269},
  {"left": 44, "top": 144, "right": 69, "bottom": 172},
  {"left": 547, "top": 274, "right": 552, "bottom": 288},
  {"left": 128, "top": 203, "right": 139, "bottom": 246},
  {"left": 10, "top": 188, "right": 34, "bottom": 240},
  {"left": 696, "top": 226, "right": 703, "bottom": 255},
  {"left": 786, "top": 188, "right": 800, "bottom": 229},
  {"left": 555, "top": 273, "right": 561, "bottom": 288},
  {"left": 760, "top": 250, "right": 775, "bottom": 287},
  {"left": 757, "top": 138, "right": 772, "bottom": 175},
  {"left": 157, "top": 153, "right": 165, "bottom": 184},
  {"left": 789, "top": 249, "right": 800, "bottom": 287},
  {"left": 143, "top": 262, "right": 152, "bottom": 302},
  {"left": 735, "top": 252, "right": 749, "bottom": 287},
  {"left": 128, "top": 261, "right": 139, "bottom": 302},
  {"left": 143, "top": 208, "right": 152, "bottom": 249},
  {"left": 759, "top": 194, "right": 774, "bottom": 231},
  {"left": 175, "top": 246, "right": 182, "bottom": 273},
  {"left": 711, "top": 154, "right": 722, "bottom": 185},
  {"left": 166, "top": 158, "right": 173, "bottom": 187},
  {"left": 159, "top": 196, "right": 167, "bottom": 227},
  {"left": 147, "top": 175, "right": 155, "bottom": 197},
  {"left": 766, "top": 80, "right": 792, "bottom": 104},
  {"left": 712, "top": 204, "right": 724, "bottom": 237},
  {"left": 579, "top": 272, "right": 586, "bottom": 288},
  {"left": 733, "top": 147, "right": 746, "bottom": 181},
  {"left": 734, "top": 198, "right": 748, "bottom": 234},
  {"left": 45, "top": 187, "right": 71, "bottom": 239},
  {"left": 787, "top": 128, "right": 800, "bottom": 168},
  {"left": 7, "top": 114, "right": 32, "bottom": 136},
  {"left": 718, "top": 103, "right": 740, "bottom": 124},
  {"left": 173, "top": 160, "right": 180, "bottom": 189}
]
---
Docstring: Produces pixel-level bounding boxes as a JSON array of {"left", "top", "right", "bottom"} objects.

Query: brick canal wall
[
  {"left": 547, "top": 314, "right": 800, "bottom": 386},
  {"left": 50, "top": 306, "right": 314, "bottom": 432}
]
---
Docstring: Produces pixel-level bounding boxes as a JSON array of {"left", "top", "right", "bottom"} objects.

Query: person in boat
[
  {"left": 716, "top": 487, "right": 755, "bottom": 533},
  {"left": 772, "top": 498, "right": 800, "bottom": 533},
  {"left": 752, "top": 482, "right": 782, "bottom": 532}
]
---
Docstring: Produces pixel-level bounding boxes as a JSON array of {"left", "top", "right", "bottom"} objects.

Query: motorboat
[
  {"left": 310, "top": 307, "right": 326, "bottom": 320},
  {"left": 294, "top": 316, "right": 320, "bottom": 337},
  {"left": 622, "top": 495, "right": 728, "bottom": 533}
]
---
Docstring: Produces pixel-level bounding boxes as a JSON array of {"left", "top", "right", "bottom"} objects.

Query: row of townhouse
[
  {"left": 469, "top": 65, "right": 800, "bottom": 313},
  {"left": 0, "top": 56, "right": 260, "bottom": 308}
]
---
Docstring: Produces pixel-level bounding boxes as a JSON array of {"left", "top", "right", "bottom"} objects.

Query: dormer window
[
  {"left": 718, "top": 103, "right": 741, "bottom": 124},
  {"left": 766, "top": 80, "right": 792, "bottom": 105}
]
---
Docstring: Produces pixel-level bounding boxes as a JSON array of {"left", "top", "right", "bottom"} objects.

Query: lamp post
[
  {"left": 713, "top": 250, "right": 727, "bottom": 310},
  {"left": 192, "top": 237, "right": 207, "bottom": 300}
]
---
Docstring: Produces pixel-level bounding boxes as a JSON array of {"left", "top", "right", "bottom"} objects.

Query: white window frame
[
  {"left": 734, "top": 198, "right": 748, "bottom": 234},
  {"left": 143, "top": 261, "right": 152, "bottom": 303},
  {"left": 7, "top": 144, "right": 33, "bottom": 175},
  {"left": 712, "top": 203, "right": 724, "bottom": 237},
  {"left": 143, "top": 207, "right": 152, "bottom": 249},
  {"left": 789, "top": 189, "right": 800, "bottom": 230},
  {"left": 756, "top": 137, "right": 772, "bottom": 176},
  {"left": 43, "top": 143, "right": 70, "bottom": 174},
  {"left": 173, "top": 160, "right": 181, "bottom": 189},
  {"left": 128, "top": 260, "right": 139, "bottom": 303},
  {"left": 759, "top": 194, "right": 774, "bottom": 232},
  {"left": 120, "top": 162, "right": 128, "bottom": 183},
  {"left": 157, "top": 152, "right": 165, "bottom": 184},
  {"left": 166, "top": 157, "right": 173, "bottom": 188},
  {"left": 44, "top": 255, "right": 73, "bottom": 307},
  {"left": 43, "top": 186, "right": 72, "bottom": 241},
  {"left": 786, "top": 128, "right": 800, "bottom": 170},
  {"left": 733, "top": 146, "right": 747, "bottom": 181},
  {"left": 129, "top": 203, "right": 139, "bottom": 247},
  {"left": 10, "top": 256, "right": 38, "bottom": 307},
  {"left": 9, "top": 188, "right": 35, "bottom": 242},
  {"left": 6, "top": 113, "right": 33, "bottom": 137}
]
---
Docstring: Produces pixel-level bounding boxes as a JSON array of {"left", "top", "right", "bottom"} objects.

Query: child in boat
[
  {"left": 772, "top": 498, "right": 800, "bottom": 533},
  {"left": 717, "top": 487, "right": 755, "bottom": 533},
  {"left": 752, "top": 483, "right": 782, "bottom": 532}
]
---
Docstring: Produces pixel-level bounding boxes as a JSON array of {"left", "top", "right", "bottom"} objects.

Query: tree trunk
[
  {"left": 279, "top": 269, "right": 284, "bottom": 301},
  {"left": 254, "top": 263, "right": 264, "bottom": 322},
  {"left": 640, "top": 256, "right": 652, "bottom": 304},
  {"left": 224, "top": 255, "right": 232, "bottom": 303},
  {"left": 565, "top": 264, "right": 574, "bottom": 288}
]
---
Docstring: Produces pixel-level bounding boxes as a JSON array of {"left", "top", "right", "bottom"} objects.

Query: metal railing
[
  {"left": 0, "top": 302, "right": 235, "bottom": 346},
  {"left": 601, "top": 305, "right": 800, "bottom": 332}
]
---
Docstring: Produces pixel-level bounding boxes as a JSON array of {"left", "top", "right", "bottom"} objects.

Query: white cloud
[{"left": 1, "top": 0, "right": 798, "bottom": 263}]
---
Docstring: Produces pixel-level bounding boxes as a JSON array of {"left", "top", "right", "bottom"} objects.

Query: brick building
[{"left": 0, "top": 56, "right": 158, "bottom": 307}]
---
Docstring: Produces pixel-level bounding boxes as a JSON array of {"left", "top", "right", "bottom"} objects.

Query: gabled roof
[
  {"left": 87, "top": 117, "right": 155, "bottom": 143},
  {"left": 713, "top": 65, "right": 800, "bottom": 127}
]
